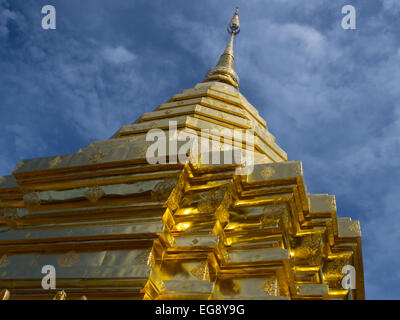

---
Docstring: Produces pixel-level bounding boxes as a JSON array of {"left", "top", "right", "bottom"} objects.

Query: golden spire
[{"left": 204, "top": 8, "right": 240, "bottom": 88}]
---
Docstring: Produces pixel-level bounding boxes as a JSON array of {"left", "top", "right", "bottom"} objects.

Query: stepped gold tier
[{"left": 0, "top": 10, "right": 364, "bottom": 300}]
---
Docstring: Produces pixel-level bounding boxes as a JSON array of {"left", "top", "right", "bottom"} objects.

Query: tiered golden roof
[{"left": 0, "top": 10, "right": 364, "bottom": 300}]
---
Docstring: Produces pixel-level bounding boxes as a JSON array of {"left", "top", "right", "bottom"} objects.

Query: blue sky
[{"left": 1, "top": 0, "right": 399, "bottom": 299}]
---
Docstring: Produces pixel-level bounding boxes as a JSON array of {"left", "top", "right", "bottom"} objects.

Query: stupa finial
[
  {"left": 228, "top": 7, "right": 240, "bottom": 35},
  {"left": 203, "top": 8, "right": 240, "bottom": 88}
]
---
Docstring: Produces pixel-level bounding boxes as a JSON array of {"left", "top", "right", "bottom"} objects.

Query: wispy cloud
[
  {"left": 102, "top": 45, "right": 136, "bottom": 64},
  {"left": 0, "top": 0, "right": 398, "bottom": 299},
  {"left": 383, "top": 0, "right": 400, "bottom": 13}
]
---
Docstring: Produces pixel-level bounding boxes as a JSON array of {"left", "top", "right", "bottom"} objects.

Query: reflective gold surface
[{"left": 0, "top": 10, "right": 364, "bottom": 300}]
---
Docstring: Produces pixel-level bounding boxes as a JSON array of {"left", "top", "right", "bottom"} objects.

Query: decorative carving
[
  {"left": 151, "top": 179, "right": 177, "bottom": 202},
  {"left": 294, "top": 164, "right": 303, "bottom": 176},
  {"left": 166, "top": 175, "right": 185, "bottom": 212},
  {"left": 260, "top": 204, "right": 287, "bottom": 226},
  {"left": 49, "top": 156, "right": 62, "bottom": 168},
  {"left": 182, "top": 282, "right": 190, "bottom": 290},
  {"left": 53, "top": 290, "right": 67, "bottom": 300},
  {"left": 261, "top": 277, "right": 279, "bottom": 296},
  {"left": 165, "top": 233, "right": 176, "bottom": 247},
  {"left": 260, "top": 166, "right": 275, "bottom": 179},
  {"left": 190, "top": 261, "right": 210, "bottom": 280},
  {"left": 156, "top": 279, "right": 166, "bottom": 292},
  {"left": 304, "top": 234, "right": 322, "bottom": 252},
  {"left": 58, "top": 251, "right": 80, "bottom": 268},
  {"left": 198, "top": 187, "right": 226, "bottom": 213},
  {"left": 128, "top": 136, "right": 139, "bottom": 143},
  {"left": 325, "top": 197, "right": 336, "bottom": 210},
  {"left": 232, "top": 281, "right": 241, "bottom": 294},
  {"left": 295, "top": 233, "right": 323, "bottom": 261},
  {"left": 349, "top": 221, "right": 361, "bottom": 235},
  {"left": 23, "top": 192, "right": 41, "bottom": 206},
  {"left": 324, "top": 258, "right": 349, "bottom": 276},
  {"left": 215, "top": 187, "right": 233, "bottom": 223},
  {"left": 88, "top": 149, "right": 107, "bottom": 163},
  {"left": 135, "top": 248, "right": 155, "bottom": 266},
  {"left": 260, "top": 215, "right": 276, "bottom": 227},
  {"left": 0, "top": 255, "right": 9, "bottom": 268},
  {"left": 84, "top": 186, "right": 105, "bottom": 203},
  {"left": 138, "top": 145, "right": 149, "bottom": 158}
]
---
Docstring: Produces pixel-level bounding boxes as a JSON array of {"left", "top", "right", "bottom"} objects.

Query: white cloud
[
  {"left": 271, "top": 23, "right": 327, "bottom": 57},
  {"left": 383, "top": 0, "right": 400, "bottom": 13},
  {"left": 102, "top": 45, "right": 136, "bottom": 64}
]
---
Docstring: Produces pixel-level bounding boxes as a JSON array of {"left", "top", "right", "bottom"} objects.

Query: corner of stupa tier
[{"left": 0, "top": 79, "right": 364, "bottom": 300}]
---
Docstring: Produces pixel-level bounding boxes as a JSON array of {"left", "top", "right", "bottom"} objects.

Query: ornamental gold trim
[
  {"left": 349, "top": 221, "right": 361, "bottom": 235},
  {"left": 23, "top": 192, "right": 41, "bottom": 206},
  {"left": 84, "top": 186, "right": 105, "bottom": 203},
  {"left": 325, "top": 197, "right": 336, "bottom": 210},
  {"left": 49, "top": 156, "right": 61, "bottom": 168},
  {"left": 53, "top": 290, "right": 67, "bottom": 300},
  {"left": 88, "top": 149, "right": 107, "bottom": 163},
  {"left": 58, "top": 251, "right": 80, "bottom": 268},
  {"left": 151, "top": 179, "right": 177, "bottom": 202},
  {"left": 135, "top": 248, "right": 155, "bottom": 266},
  {"left": 261, "top": 277, "right": 279, "bottom": 296},
  {"left": 190, "top": 261, "right": 210, "bottom": 280},
  {"left": 260, "top": 166, "right": 275, "bottom": 179},
  {"left": 0, "top": 255, "right": 9, "bottom": 268},
  {"left": 197, "top": 187, "right": 226, "bottom": 213}
]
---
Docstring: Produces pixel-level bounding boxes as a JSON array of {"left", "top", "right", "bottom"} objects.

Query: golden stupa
[{"left": 0, "top": 10, "right": 364, "bottom": 300}]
